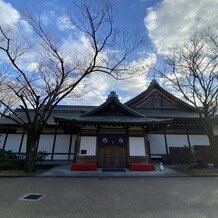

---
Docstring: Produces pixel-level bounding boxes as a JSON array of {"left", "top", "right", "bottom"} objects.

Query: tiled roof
[{"left": 0, "top": 81, "right": 202, "bottom": 126}]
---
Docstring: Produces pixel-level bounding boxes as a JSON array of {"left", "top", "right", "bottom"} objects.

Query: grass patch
[
  {"left": 0, "top": 163, "right": 59, "bottom": 176},
  {"left": 171, "top": 165, "right": 218, "bottom": 176},
  {"left": 0, "top": 160, "right": 25, "bottom": 170}
]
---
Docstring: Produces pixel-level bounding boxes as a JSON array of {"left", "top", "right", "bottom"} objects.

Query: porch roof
[{"left": 53, "top": 115, "right": 172, "bottom": 127}]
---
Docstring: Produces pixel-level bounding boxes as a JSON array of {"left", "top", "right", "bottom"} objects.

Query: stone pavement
[
  {"left": 1, "top": 177, "right": 218, "bottom": 218},
  {"left": 39, "top": 161, "right": 188, "bottom": 177}
]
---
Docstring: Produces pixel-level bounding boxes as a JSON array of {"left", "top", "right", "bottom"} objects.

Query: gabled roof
[
  {"left": 53, "top": 91, "right": 173, "bottom": 126},
  {"left": 125, "top": 79, "right": 197, "bottom": 112},
  {"left": 80, "top": 91, "right": 145, "bottom": 118}
]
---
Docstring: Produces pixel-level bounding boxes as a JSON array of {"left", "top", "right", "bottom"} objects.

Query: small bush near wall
[
  {"left": 0, "top": 148, "right": 18, "bottom": 161},
  {"left": 36, "top": 151, "right": 48, "bottom": 164},
  {"left": 0, "top": 149, "right": 47, "bottom": 170},
  {"left": 0, "top": 148, "right": 25, "bottom": 170}
]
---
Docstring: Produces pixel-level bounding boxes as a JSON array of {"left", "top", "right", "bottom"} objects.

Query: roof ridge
[{"left": 80, "top": 92, "right": 146, "bottom": 118}]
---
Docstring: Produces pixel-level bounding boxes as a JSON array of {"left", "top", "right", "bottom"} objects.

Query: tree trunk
[
  {"left": 25, "top": 128, "right": 41, "bottom": 173},
  {"left": 203, "top": 119, "right": 218, "bottom": 165},
  {"left": 208, "top": 134, "right": 218, "bottom": 165}
]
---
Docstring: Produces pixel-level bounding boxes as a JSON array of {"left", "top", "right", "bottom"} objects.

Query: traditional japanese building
[{"left": 0, "top": 79, "right": 217, "bottom": 167}]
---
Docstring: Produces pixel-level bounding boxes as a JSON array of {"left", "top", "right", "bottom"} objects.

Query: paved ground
[
  {"left": 39, "top": 161, "right": 186, "bottom": 177},
  {"left": 0, "top": 177, "right": 218, "bottom": 217}
]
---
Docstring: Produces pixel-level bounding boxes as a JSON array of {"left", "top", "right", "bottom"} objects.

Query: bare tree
[
  {"left": 0, "top": 68, "right": 18, "bottom": 117},
  {"left": 155, "top": 29, "right": 218, "bottom": 163},
  {"left": 0, "top": 0, "right": 144, "bottom": 172}
]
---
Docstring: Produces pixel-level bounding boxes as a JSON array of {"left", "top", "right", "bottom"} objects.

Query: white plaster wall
[
  {"left": 167, "top": 135, "right": 189, "bottom": 148},
  {"left": 213, "top": 125, "right": 218, "bottom": 135},
  {"left": 1, "top": 132, "right": 77, "bottom": 160},
  {"left": 38, "top": 134, "right": 54, "bottom": 153},
  {"left": 148, "top": 134, "right": 166, "bottom": 154},
  {"left": 189, "top": 135, "right": 210, "bottom": 146},
  {"left": 0, "top": 133, "right": 6, "bottom": 149},
  {"left": 53, "top": 135, "right": 75, "bottom": 160},
  {"left": 79, "top": 136, "right": 96, "bottom": 156},
  {"left": 129, "top": 137, "right": 145, "bottom": 156},
  {"left": 55, "top": 135, "right": 70, "bottom": 153},
  {"left": 5, "top": 134, "right": 22, "bottom": 152}
]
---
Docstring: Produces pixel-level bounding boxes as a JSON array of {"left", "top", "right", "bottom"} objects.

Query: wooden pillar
[
  {"left": 126, "top": 127, "right": 129, "bottom": 164},
  {"left": 51, "top": 127, "right": 57, "bottom": 160},
  {"left": 163, "top": 128, "right": 169, "bottom": 155},
  {"left": 68, "top": 133, "right": 73, "bottom": 161},
  {"left": 95, "top": 126, "right": 100, "bottom": 159},
  {"left": 18, "top": 127, "right": 25, "bottom": 154},
  {"left": 143, "top": 128, "right": 150, "bottom": 162},
  {"left": 2, "top": 128, "right": 9, "bottom": 150},
  {"left": 185, "top": 122, "right": 191, "bottom": 147},
  {"left": 73, "top": 129, "right": 81, "bottom": 163}
]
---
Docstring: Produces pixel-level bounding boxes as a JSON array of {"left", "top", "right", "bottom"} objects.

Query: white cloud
[
  {"left": 144, "top": 0, "right": 218, "bottom": 54},
  {"left": 0, "top": 0, "right": 20, "bottom": 26},
  {"left": 57, "top": 15, "right": 75, "bottom": 31},
  {"left": 145, "top": 8, "right": 157, "bottom": 31},
  {"left": 25, "top": 62, "right": 39, "bottom": 72},
  {"left": 0, "top": 0, "right": 157, "bottom": 106},
  {"left": 65, "top": 53, "right": 156, "bottom": 105}
]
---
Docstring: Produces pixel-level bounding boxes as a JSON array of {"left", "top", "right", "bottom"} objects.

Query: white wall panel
[
  {"left": 167, "top": 135, "right": 189, "bottom": 147},
  {"left": 148, "top": 134, "right": 166, "bottom": 154},
  {"left": 5, "top": 134, "right": 22, "bottom": 152},
  {"left": 0, "top": 134, "right": 6, "bottom": 149},
  {"left": 38, "top": 134, "right": 54, "bottom": 153},
  {"left": 129, "top": 137, "right": 145, "bottom": 156},
  {"left": 189, "top": 135, "right": 209, "bottom": 146},
  {"left": 79, "top": 136, "right": 96, "bottom": 156},
  {"left": 55, "top": 135, "right": 70, "bottom": 153}
]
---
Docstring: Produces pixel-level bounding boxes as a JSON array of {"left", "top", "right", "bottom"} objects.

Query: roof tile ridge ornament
[
  {"left": 107, "top": 91, "right": 119, "bottom": 101},
  {"left": 150, "top": 78, "right": 158, "bottom": 85}
]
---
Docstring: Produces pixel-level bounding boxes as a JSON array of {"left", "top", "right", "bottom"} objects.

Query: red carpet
[{"left": 128, "top": 163, "right": 156, "bottom": 171}]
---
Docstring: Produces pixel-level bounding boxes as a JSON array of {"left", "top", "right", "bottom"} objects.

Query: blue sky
[{"left": 1, "top": 0, "right": 218, "bottom": 105}]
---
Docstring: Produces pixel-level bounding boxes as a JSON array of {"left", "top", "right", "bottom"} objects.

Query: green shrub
[
  {"left": 36, "top": 151, "right": 48, "bottom": 164},
  {"left": 0, "top": 148, "right": 18, "bottom": 161},
  {"left": 0, "top": 149, "right": 48, "bottom": 170},
  {"left": 0, "top": 160, "right": 25, "bottom": 170}
]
